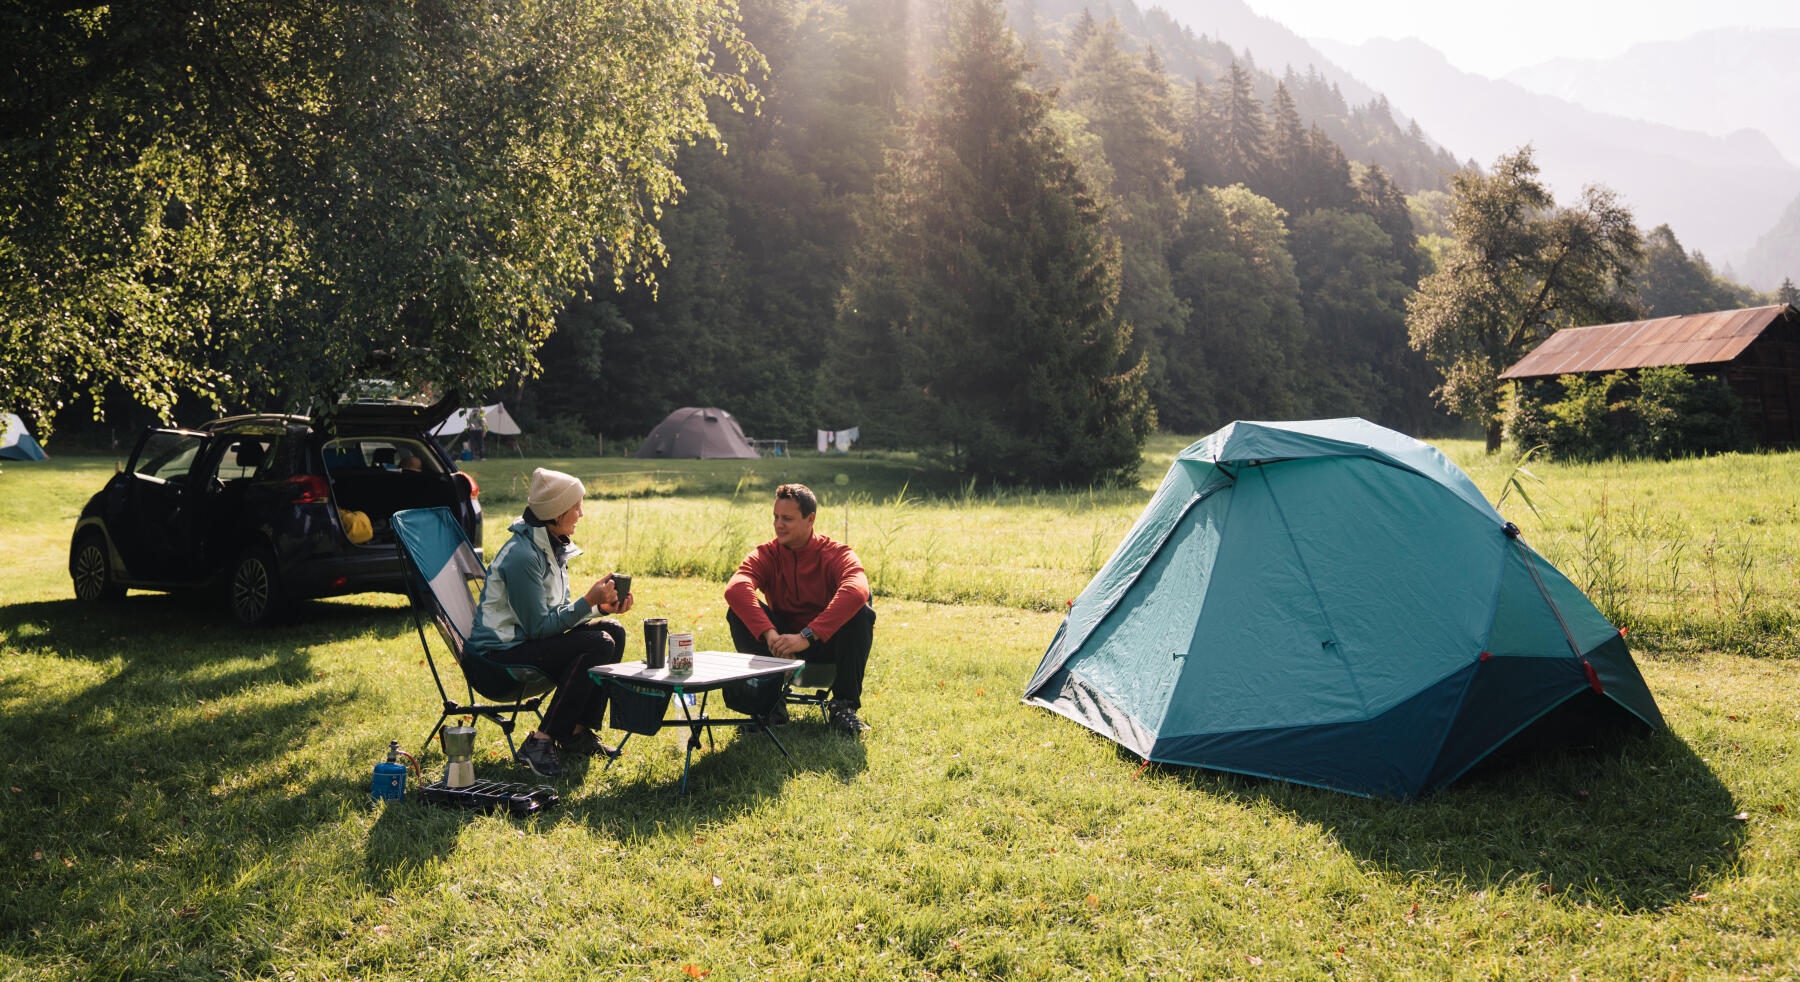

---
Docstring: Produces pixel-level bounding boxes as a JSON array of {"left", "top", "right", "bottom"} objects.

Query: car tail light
[
  {"left": 459, "top": 472, "right": 480, "bottom": 499},
  {"left": 286, "top": 474, "right": 331, "bottom": 503}
]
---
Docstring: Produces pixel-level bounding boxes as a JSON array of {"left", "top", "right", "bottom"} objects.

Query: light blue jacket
[{"left": 466, "top": 519, "right": 593, "bottom": 657}]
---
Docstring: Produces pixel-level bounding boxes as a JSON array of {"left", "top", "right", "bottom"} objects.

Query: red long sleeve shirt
[{"left": 723, "top": 533, "right": 871, "bottom": 642}]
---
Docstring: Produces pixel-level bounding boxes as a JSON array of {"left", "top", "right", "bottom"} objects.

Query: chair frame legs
[{"left": 408, "top": 605, "right": 544, "bottom": 762}]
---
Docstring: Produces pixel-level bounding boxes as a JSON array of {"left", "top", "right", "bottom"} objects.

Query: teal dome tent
[{"left": 1024, "top": 418, "right": 1663, "bottom": 798}]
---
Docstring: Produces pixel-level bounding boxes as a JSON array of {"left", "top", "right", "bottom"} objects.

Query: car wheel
[
  {"left": 70, "top": 533, "right": 125, "bottom": 603},
  {"left": 227, "top": 546, "right": 286, "bottom": 627}
]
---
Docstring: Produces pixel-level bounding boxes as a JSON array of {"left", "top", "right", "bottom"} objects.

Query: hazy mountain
[
  {"left": 1315, "top": 36, "right": 1800, "bottom": 288},
  {"left": 1144, "top": 0, "right": 1386, "bottom": 107},
  {"left": 1505, "top": 28, "right": 1800, "bottom": 169},
  {"left": 1742, "top": 192, "right": 1800, "bottom": 291}
]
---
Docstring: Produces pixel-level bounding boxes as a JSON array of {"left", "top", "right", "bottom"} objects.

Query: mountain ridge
[{"left": 1311, "top": 35, "right": 1798, "bottom": 286}]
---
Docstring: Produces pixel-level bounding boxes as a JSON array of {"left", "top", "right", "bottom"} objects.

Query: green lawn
[{"left": 2, "top": 443, "right": 1798, "bottom": 980}]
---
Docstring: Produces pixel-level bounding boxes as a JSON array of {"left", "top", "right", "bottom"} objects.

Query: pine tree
[
  {"left": 827, "top": 0, "right": 1151, "bottom": 485},
  {"left": 1062, "top": 17, "right": 1188, "bottom": 412},
  {"left": 1779, "top": 278, "right": 1800, "bottom": 307},
  {"left": 1214, "top": 61, "right": 1268, "bottom": 188},
  {"left": 1355, "top": 165, "right": 1422, "bottom": 283},
  {"left": 1180, "top": 77, "right": 1220, "bottom": 191},
  {"left": 1263, "top": 82, "right": 1306, "bottom": 209}
]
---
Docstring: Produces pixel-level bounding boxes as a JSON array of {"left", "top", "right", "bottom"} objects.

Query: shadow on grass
[
  {"left": 351, "top": 718, "right": 870, "bottom": 890},
  {"left": 0, "top": 597, "right": 382, "bottom": 940},
  {"left": 572, "top": 719, "right": 869, "bottom": 823},
  {"left": 1155, "top": 727, "right": 1740, "bottom": 912}
]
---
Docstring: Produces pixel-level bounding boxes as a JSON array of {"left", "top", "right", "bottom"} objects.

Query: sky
[{"left": 1239, "top": 0, "right": 1800, "bottom": 78}]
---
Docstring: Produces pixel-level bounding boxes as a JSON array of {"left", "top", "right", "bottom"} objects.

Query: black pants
[
  {"left": 498, "top": 620, "right": 624, "bottom": 741},
  {"left": 727, "top": 603, "right": 875, "bottom": 709}
]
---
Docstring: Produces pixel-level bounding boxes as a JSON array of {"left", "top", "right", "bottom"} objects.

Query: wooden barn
[{"left": 1500, "top": 304, "right": 1800, "bottom": 447}]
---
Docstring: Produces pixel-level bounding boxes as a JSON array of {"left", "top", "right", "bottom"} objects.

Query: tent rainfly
[
  {"left": 635, "top": 407, "right": 759, "bottom": 459},
  {"left": 1024, "top": 418, "right": 1664, "bottom": 799},
  {"left": 431, "top": 403, "right": 523, "bottom": 437},
  {"left": 0, "top": 413, "right": 48, "bottom": 461}
]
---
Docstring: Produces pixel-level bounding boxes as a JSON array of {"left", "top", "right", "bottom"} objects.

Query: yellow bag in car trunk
[{"left": 338, "top": 508, "right": 373, "bottom": 544}]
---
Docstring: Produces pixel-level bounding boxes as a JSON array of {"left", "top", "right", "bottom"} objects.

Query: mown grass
[{"left": 3, "top": 441, "right": 1799, "bottom": 980}]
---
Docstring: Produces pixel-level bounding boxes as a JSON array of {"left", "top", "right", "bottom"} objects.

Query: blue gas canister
[{"left": 371, "top": 740, "right": 408, "bottom": 803}]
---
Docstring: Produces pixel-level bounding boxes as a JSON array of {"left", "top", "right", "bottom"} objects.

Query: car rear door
[{"left": 113, "top": 428, "right": 212, "bottom": 581}]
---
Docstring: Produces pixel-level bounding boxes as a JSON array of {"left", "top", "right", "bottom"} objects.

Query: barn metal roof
[{"left": 1500, "top": 305, "right": 1796, "bottom": 380}]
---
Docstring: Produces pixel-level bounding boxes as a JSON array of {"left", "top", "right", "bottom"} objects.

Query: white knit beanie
[{"left": 527, "top": 468, "right": 584, "bottom": 521}]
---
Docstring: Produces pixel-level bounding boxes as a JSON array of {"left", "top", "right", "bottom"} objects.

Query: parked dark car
[{"left": 69, "top": 394, "right": 482, "bottom": 625}]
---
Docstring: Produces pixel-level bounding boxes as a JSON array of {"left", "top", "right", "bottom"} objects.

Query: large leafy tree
[
  {"left": 1, "top": 0, "right": 757, "bottom": 431},
  {"left": 828, "top": 0, "right": 1150, "bottom": 486},
  {"left": 1406, "top": 147, "right": 1641, "bottom": 451}
]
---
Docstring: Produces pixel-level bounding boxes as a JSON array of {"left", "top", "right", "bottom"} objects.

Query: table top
[{"left": 589, "top": 649, "right": 802, "bottom": 690}]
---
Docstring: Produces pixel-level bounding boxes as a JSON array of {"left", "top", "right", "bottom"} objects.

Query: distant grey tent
[
  {"left": 635, "top": 407, "right": 759, "bottom": 459},
  {"left": 1024, "top": 418, "right": 1664, "bottom": 799},
  {"left": 1, "top": 413, "right": 47, "bottom": 461}
]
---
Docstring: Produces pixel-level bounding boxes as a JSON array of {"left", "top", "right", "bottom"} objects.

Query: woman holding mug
[{"left": 467, "top": 467, "right": 632, "bottom": 777}]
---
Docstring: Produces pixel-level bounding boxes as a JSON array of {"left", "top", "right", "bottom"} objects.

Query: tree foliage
[
  {"left": 0, "top": 0, "right": 758, "bottom": 431},
  {"left": 828, "top": 0, "right": 1151, "bottom": 485},
  {"left": 1407, "top": 147, "right": 1642, "bottom": 450},
  {"left": 1632, "top": 224, "right": 1756, "bottom": 318}
]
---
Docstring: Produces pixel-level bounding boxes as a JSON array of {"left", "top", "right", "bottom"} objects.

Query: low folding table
[{"left": 589, "top": 650, "right": 801, "bottom": 794}]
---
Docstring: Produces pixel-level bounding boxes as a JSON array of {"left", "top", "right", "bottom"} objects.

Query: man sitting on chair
[
  {"left": 724, "top": 483, "right": 874, "bottom": 735},
  {"left": 468, "top": 467, "right": 633, "bottom": 777}
]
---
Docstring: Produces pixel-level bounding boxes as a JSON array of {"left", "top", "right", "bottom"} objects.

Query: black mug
[
  {"left": 610, "top": 573, "right": 632, "bottom": 606},
  {"left": 643, "top": 617, "right": 668, "bottom": 669}
]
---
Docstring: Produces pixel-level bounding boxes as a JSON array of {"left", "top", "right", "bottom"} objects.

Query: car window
[
  {"left": 322, "top": 438, "right": 438, "bottom": 473},
  {"left": 213, "top": 438, "right": 274, "bottom": 481},
  {"left": 132, "top": 431, "right": 207, "bottom": 482}
]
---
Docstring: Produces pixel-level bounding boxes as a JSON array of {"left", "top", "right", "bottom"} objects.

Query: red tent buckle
[{"left": 1582, "top": 660, "right": 1605, "bottom": 695}]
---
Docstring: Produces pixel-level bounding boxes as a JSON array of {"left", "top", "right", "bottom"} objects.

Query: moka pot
[{"left": 439, "top": 724, "right": 477, "bottom": 788}]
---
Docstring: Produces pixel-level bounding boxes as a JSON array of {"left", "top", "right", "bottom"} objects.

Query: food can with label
[{"left": 668, "top": 633, "right": 695, "bottom": 675}]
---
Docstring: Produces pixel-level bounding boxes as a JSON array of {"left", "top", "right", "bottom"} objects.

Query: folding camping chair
[
  {"left": 783, "top": 661, "right": 838, "bottom": 720},
  {"left": 391, "top": 507, "right": 553, "bottom": 760}
]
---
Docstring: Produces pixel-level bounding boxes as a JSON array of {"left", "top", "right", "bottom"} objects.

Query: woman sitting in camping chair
[{"left": 467, "top": 468, "right": 633, "bottom": 778}]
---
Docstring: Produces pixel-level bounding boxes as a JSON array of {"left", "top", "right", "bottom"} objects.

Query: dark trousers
[
  {"left": 726, "top": 603, "right": 875, "bottom": 708},
  {"left": 499, "top": 620, "right": 624, "bottom": 740}
]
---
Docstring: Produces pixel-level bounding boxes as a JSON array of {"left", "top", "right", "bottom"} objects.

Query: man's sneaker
[
  {"left": 826, "top": 701, "right": 869, "bottom": 736},
  {"left": 558, "top": 730, "right": 621, "bottom": 760},
  {"left": 514, "top": 735, "right": 565, "bottom": 777}
]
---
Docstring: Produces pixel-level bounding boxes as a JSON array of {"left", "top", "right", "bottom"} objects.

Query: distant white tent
[
  {"left": 0, "top": 413, "right": 48, "bottom": 461},
  {"left": 431, "top": 403, "right": 523, "bottom": 437}
]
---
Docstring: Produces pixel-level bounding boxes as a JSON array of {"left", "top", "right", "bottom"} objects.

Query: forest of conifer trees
[{"left": 521, "top": 0, "right": 1478, "bottom": 478}]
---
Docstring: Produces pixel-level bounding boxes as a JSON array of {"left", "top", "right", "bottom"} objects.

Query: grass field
[{"left": 3, "top": 440, "right": 1799, "bottom": 980}]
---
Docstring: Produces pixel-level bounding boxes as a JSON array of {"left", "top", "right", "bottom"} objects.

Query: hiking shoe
[
  {"left": 558, "top": 730, "right": 622, "bottom": 760},
  {"left": 826, "top": 701, "right": 869, "bottom": 736},
  {"left": 514, "top": 735, "right": 565, "bottom": 777}
]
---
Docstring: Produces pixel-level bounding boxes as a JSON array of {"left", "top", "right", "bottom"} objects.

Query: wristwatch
[{"left": 800, "top": 627, "right": 817, "bottom": 644}]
